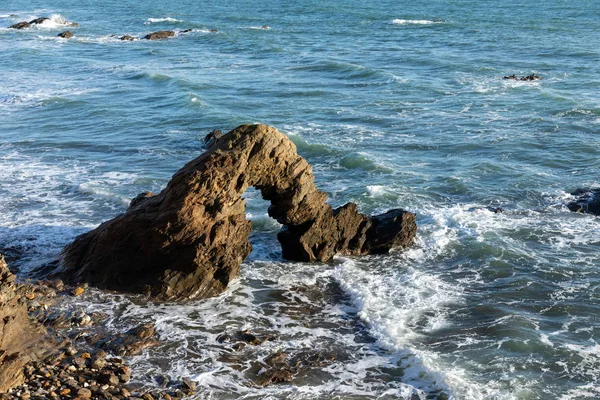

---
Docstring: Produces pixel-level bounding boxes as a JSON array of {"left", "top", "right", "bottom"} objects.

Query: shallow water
[{"left": 1, "top": 0, "right": 600, "bottom": 398}]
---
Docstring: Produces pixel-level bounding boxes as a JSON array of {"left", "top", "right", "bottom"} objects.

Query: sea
[{"left": 1, "top": 0, "right": 599, "bottom": 398}]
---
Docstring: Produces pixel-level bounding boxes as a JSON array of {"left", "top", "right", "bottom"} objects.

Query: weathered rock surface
[
  {"left": 49, "top": 124, "right": 416, "bottom": 300},
  {"left": 0, "top": 255, "right": 51, "bottom": 392},
  {"left": 144, "top": 30, "right": 175, "bottom": 40},
  {"left": 567, "top": 188, "right": 600, "bottom": 215},
  {"left": 29, "top": 17, "right": 50, "bottom": 25}
]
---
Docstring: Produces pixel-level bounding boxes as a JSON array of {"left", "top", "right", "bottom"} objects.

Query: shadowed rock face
[
  {"left": 50, "top": 124, "right": 416, "bottom": 300},
  {"left": 0, "top": 255, "right": 50, "bottom": 392}
]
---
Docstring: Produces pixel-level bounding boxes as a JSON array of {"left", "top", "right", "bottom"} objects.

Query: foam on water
[
  {"left": 144, "top": 17, "right": 183, "bottom": 24},
  {"left": 392, "top": 19, "right": 438, "bottom": 25}
]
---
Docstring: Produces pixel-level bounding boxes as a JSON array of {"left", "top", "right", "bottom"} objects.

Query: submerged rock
[
  {"left": 144, "top": 30, "right": 175, "bottom": 40},
  {"left": 503, "top": 73, "right": 541, "bottom": 81},
  {"left": 48, "top": 124, "right": 416, "bottom": 300},
  {"left": 8, "top": 21, "right": 30, "bottom": 29},
  {"left": 567, "top": 188, "right": 600, "bottom": 215},
  {"left": 0, "top": 255, "right": 51, "bottom": 392}
]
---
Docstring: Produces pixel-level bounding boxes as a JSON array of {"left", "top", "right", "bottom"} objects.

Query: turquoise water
[{"left": 1, "top": 0, "right": 600, "bottom": 398}]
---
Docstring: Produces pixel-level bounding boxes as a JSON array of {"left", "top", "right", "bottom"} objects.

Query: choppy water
[{"left": 1, "top": 0, "right": 600, "bottom": 398}]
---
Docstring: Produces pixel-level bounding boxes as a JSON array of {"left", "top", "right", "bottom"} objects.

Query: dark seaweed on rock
[{"left": 46, "top": 124, "right": 417, "bottom": 301}]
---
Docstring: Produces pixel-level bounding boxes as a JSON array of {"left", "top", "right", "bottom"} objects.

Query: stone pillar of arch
[{"left": 50, "top": 124, "right": 416, "bottom": 300}]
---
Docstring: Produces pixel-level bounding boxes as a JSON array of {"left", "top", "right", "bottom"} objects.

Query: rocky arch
[{"left": 50, "top": 124, "right": 416, "bottom": 300}]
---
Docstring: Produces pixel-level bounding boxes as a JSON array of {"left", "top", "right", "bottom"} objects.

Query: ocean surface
[{"left": 1, "top": 0, "right": 600, "bottom": 398}]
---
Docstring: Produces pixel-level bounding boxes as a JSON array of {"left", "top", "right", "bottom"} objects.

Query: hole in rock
[{"left": 243, "top": 187, "right": 282, "bottom": 262}]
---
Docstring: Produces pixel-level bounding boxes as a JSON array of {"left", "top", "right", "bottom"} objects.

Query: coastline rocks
[
  {"left": 503, "top": 74, "right": 541, "bottom": 81},
  {"left": 97, "top": 323, "right": 160, "bottom": 356},
  {"left": 49, "top": 124, "right": 416, "bottom": 300},
  {"left": 567, "top": 188, "right": 600, "bottom": 215},
  {"left": 57, "top": 31, "right": 74, "bottom": 38},
  {"left": 0, "top": 255, "right": 52, "bottom": 392},
  {"left": 119, "top": 35, "right": 136, "bottom": 41},
  {"left": 144, "top": 30, "right": 175, "bottom": 40},
  {"left": 8, "top": 21, "right": 30, "bottom": 29},
  {"left": 29, "top": 17, "right": 50, "bottom": 25}
]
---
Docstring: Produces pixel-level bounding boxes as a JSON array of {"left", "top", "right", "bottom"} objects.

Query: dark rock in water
[
  {"left": 567, "top": 188, "right": 600, "bottom": 215},
  {"left": 180, "top": 28, "right": 193, "bottom": 33},
  {"left": 48, "top": 124, "right": 417, "bottom": 300},
  {"left": 119, "top": 35, "right": 136, "bottom": 41},
  {"left": 209, "top": 28, "right": 218, "bottom": 32},
  {"left": 261, "top": 25, "right": 270, "bottom": 29},
  {"left": 0, "top": 254, "right": 52, "bottom": 392},
  {"left": 57, "top": 31, "right": 73, "bottom": 38},
  {"left": 503, "top": 73, "right": 541, "bottom": 81},
  {"left": 520, "top": 74, "right": 541, "bottom": 81},
  {"left": 216, "top": 329, "right": 275, "bottom": 346},
  {"left": 487, "top": 207, "right": 504, "bottom": 214},
  {"left": 29, "top": 17, "right": 50, "bottom": 25},
  {"left": 144, "top": 30, "right": 175, "bottom": 40},
  {"left": 8, "top": 21, "right": 30, "bottom": 29},
  {"left": 203, "top": 129, "right": 223, "bottom": 148}
]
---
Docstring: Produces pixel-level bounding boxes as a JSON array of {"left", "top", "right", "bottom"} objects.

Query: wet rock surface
[
  {"left": 49, "top": 124, "right": 416, "bottom": 301},
  {"left": 57, "top": 31, "right": 74, "bottom": 38},
  {"left": 567, "top": 188, "right": 600, "bottom": 215}
]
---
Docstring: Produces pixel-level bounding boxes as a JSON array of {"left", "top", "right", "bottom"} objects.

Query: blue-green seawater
[{"left": 1, "top": 0, "right": 600, "bottom": 399}]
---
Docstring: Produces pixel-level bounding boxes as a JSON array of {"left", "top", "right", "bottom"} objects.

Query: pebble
[{"left": 71, "top": 287, "right": 85, "bottom": 296}]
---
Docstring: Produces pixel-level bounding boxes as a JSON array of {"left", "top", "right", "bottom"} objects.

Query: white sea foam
[
  {"left": 144, "top": 17, "right": 182, "bottom": 25},
  {"left": 392, "top": 19, "right": 437, "bottom": 25},
  {"left": 31, "top": 14, "right": 73, "bottom": 29}
]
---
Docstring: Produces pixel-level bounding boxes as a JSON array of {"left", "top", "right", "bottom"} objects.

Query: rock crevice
[{"left": 50, "top": 124, "right": 416, "bottom": 300}]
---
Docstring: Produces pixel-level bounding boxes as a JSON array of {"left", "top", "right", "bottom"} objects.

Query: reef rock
[
  {"left": 0, "top": 255, "right": 50, "bottom": 392},
  {"left": 29, "top": 17, "right": 50, "bottom": 25},
  {"left": 57, "top": 31, "right": 73, "bottom": 38},
  {"left": 144, "top": 30, "right": 175, "bottom": 40},
  {"left": 8, "top": 21, "right": 30, "bottom": 29},
  {"left": 567, "top": 188, "right": 600, "bottom": 215},
  {"left": 503, "top": 74, "right": 541, "bottom": 81},
  {"left": 50, "top": 124, "right": 416, "bottom": 300}
]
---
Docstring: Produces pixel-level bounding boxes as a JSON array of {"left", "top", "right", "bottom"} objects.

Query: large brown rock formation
[
  {"left": 50, "top": 124, "right": 416, "bottom": 300},
  {"left": 0, "top": 255, "right": 50, "bottom": 392}
]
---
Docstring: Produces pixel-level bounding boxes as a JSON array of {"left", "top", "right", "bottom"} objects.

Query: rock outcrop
[
  {"left": 144, "top": 30, "right": 175, "bottom": 40},
  {"left": 8, "top": 21, "right": 30, "bottom": 29},
  {"left": 567, "top": 188, "right": 600, "bottom": 215},
  {"left": 0, "top": 255, "right": 51, "bottom": 392},
  {"left": 49, "top": 124, "right": 416, "bottom": 300},
  {"left": 57, "top": 31, "right": 73, "bottom": 38}
]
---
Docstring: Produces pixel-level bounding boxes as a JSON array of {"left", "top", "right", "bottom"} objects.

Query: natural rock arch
[{"left": 49, "top": 124, "right": 416, "bottom": 300}]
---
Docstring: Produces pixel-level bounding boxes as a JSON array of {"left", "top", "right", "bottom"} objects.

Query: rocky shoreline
[
  {"left": 1, "top": 255, "right": 198, "bottom": 399},
  {"left": 2, "top": 123, "right": 598, "bottom": 397}
]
